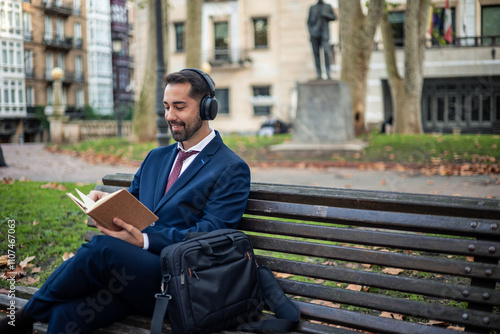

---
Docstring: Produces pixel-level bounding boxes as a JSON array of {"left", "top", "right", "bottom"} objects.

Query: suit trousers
[
  {"left": 24, "top": 235, "right": 161, "bottom": 333},
  {"left": 310, "top": 36, "right": 331, "bottom": 78}
]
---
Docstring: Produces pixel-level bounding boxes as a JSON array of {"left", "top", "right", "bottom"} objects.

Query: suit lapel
[
  {"left": 153, "top": 146, "right": 177, "bottom": 208},
  {"left": 154, "top": 132, "right": 223, "bottom": 213}
]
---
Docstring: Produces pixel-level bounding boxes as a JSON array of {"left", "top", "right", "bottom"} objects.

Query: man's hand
[
  {"left": 95, "top": 218, "right": 145, "bottom": 248},
  {"left": 88, "top": 190, "right": 110, "bottom": 202}
]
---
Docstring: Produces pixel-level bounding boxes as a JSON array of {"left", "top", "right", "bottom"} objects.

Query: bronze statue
[{"left": 307, "top": 0, "right": 337, "bottom": 79}]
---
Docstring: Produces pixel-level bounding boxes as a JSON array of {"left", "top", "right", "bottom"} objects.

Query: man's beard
[{"left": 169, "top": 114, "right": 203, "bottom": 143}]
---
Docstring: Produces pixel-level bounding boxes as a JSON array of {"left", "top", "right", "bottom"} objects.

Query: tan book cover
[{"left": 67, "top": 188, "right": 158, "bottom": 232}]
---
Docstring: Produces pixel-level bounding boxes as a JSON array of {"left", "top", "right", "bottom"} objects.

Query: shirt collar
[{"left": 177, "top": 128, "right": 216, "bottom": 153}]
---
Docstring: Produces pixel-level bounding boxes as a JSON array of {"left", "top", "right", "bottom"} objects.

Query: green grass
[
  {"left": 0, "top": 180, "right": 96, "bottom": 288},
  {"left": 49, "top": 133, "right": 500, "bottom": 165},
  {"left": 358, "top": 133, "right": 500, "bottom": 165}
]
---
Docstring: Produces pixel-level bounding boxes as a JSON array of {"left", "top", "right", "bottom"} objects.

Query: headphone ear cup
[{"left": 200, "top": 95, "right": 218, "bottom": 120}]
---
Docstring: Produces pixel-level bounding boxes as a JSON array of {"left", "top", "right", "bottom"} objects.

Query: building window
[
  {"left": 74, "top": 22, "right": 82, "bottom": 48},
  {"left": 215, "top": 88, "right": 229, "bottom": 115},
  {"left": 76, "top": 88, "right": 84, "bottom": 108},
  {"left": 388, "top": 11, "right": 404, "bottom": 47},
  {"left": 26, "top": 86, "right": 34, "bottom": 106},
  {"left": 214, "top": 21, "right": 229, "bottom": 61},
  {"left": 253, "top": 18, "right": 268, "bottom": 49},
  {"left": 57, "top": 53, "right": 64, "bottom": 69},
  {"left": 252, "top": 86, "right": 272, "bottom": 116},
  {"left": 75, "top": 55, "right": 82, "bottom": 80},
  {"left": 23, "top": 12, "right": 31, "bottom": 40},
  {"left": 482, "top": 5, "right": 500, "bottom": 45},
  {"left": 174, "top": 22, "right": 185, "bottom": 52},
  {"left": 420, "top": 76, "right": 500, "bottom": 133},
  {"left": 44, "top": 16, "right": 52, "bottom": 42},
  {"left": 56, "top": 18, "right": 64, "bottom": 41}
]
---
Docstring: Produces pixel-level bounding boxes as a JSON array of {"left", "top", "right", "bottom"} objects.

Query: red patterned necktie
[{"left": 165, "top": 150, "right": 199, "bottom": 194}]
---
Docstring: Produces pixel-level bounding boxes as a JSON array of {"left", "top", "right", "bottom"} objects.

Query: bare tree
[
  {"left": 338, "top": 0, "right": 385, "bottom": 137},
  {"left": 186, "top": 0, "right": 202, "bottom": 68},
  {"left": 381, "top": 0, "right": 428, "bottom": 134},
  {"left": 132, "top": 0, "right": 169, "bottom": 142}
]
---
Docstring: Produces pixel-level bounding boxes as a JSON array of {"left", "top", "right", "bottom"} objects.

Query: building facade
[
  {"left": 0, "top": 0, "right": 26, "bottom": 142},
  {"left": 0, "top": 0, "right": 88, "bottom": 143},
  {"left": 110, "top": 0, "right": 133, "bottom": 121},
  {"left": 86, "top": 0, "right": 113, "bottom": 115},
  {"left": 158, "top": 0, "right": 500, "bottom": 135}
]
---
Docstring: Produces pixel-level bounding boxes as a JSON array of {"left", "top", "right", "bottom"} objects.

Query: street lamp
[{"left": 155, "top": 0, "right": 170, "bottom": 146}]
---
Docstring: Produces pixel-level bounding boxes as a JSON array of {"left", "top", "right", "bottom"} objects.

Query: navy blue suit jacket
[{"left": 127, "top": 131, "right": 251, "bottom": 254}]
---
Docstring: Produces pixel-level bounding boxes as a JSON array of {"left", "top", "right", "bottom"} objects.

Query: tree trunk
[
  {"left": 338, "top": 0, "right": 385, "bottom": 137},
  {"left": 132, "top": 0, "right": 169, "bottom": 142},
  {"left": 186, "top": 0, "right": 202, "bottom": 68},
  {"left": 382, "top": 0, "right": 427, "bottom": 134}
]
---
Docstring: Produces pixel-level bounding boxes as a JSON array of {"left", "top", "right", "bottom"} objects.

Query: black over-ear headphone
[{"left": 181, "top": 68, "right": 218, "bottom": 120}]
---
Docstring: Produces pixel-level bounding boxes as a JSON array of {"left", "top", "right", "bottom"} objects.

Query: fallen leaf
[
  {"left": 380, "top": 311, "right": 404, "bottom": 320},
  {"left": 3, "top": 264, "right": 25, "bottom": 279},
  {"left": 380, "top": 178, "right": 386, "bottom": 186},
  {"left": 382, "top": 268, "right": 405, "bottom": 275},
  {"left": 41, "top": 182, "right": 57, "bottom": 189},
  {"left": 346, "top": 284, "right": 362, "bottom": 291},
  {"left": 33, "top": 220, "right": 39, "bottom": 226},
  {"left": 2, "top": 177, "right": 14, "bottom": 184},
  {"left": 446, "top": 325, "right": 464, "bottom": 331},
  {"left": 31, "top": 267, "right": 41, "bottom": 274},
  {"left": 0, "top": 255, "right": 8, "bottom": 266},
  {"left": 62, "top": 252, "right": 75, "bottom": 261},
  {"left": 19, "top": 255, "right": 35, "bottom": 269},
  {"left": 23, "top": 276, "right": 40, "bottom": 285}
]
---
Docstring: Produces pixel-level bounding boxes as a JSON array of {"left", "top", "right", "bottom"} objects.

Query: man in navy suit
[{"left": 2, "top": 69, "right": 251, "bottom": 333}]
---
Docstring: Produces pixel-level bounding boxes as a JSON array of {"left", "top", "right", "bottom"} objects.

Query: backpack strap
[
  {"left": 238, "top": 265, "right": 301, "bottom": 332},
  {"left": 151, "top": 275, "right": 172, "bottom": 334}
]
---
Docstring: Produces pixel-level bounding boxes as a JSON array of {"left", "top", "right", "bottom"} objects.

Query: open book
[{"left": 67, "top": 188, "right": 158, "bottom": 232}]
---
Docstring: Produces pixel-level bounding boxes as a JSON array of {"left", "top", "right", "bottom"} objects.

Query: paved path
[{"left": 1, "top": 143, "right": 499, "bottom": 199}]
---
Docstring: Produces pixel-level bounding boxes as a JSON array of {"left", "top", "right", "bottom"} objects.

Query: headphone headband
[{"left": 181, "top": 68, "right": 215, "bottom": 97}]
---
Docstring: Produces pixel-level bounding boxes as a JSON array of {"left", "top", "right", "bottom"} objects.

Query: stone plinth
[
  {"left": 293, "top": 80, "right": 353, "bottom": 143},
  {"left": 48, "top": 116, "right": 69, "bottom": 144}
]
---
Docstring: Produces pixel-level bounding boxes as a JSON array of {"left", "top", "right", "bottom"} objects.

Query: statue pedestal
[
  {"left": 49, "top": 116, "right": 69, "bottom": 144},
  {"left": 293, "top": 80, "right": 353, "bottom": 143},
  {"left": 271, "top": 80, "right": 366, "bottom": 158}
]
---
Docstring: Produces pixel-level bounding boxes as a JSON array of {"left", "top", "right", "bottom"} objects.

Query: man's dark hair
[{"left": 164, "top": 70, "right": 215, "bottom": 103}]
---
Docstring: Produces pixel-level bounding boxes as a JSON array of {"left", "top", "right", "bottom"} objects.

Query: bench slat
[
  {"left": 281, "top": 280, "right": 499, "bottom": 331},
  {"left": 256, "top": 256, "right": 500, "bottom": 306},
  {"left": 240, "top": 218, "right": 500, "bottom": 258},
  {"left": 245, "top": 199, "right": 500, "bottom": 238},
  {"left": 102, "top": 173, "right": 135, "bottom": 187},
  {"left": 249, "top": 183, "right": 500, "bottom": 220},
  {"left": 295, "top": 300, "right": 460, "bottom": 334},
  {"left": 249, "top": 236, "right": 500, "bottom": 280}
]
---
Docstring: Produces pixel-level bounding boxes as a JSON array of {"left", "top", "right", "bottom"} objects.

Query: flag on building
[{"left": 444, "top": 0, "right": 452, "bottom": 43}]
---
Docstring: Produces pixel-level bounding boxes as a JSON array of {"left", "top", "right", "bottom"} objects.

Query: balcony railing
[
  {"left": 24, "top": 31, "right": 33, "bottom": 42},
  {"left": 25, "top": 68, "right": 35, "bottom": 78},
  {"left": 43, "top": 0, "right": 72, "bottom": 16},
  {"left": 373, "top": 35, "right": 500, "bottom": 50},
  {"left": 204, "top": 48, "right": 252, "bottom": 67},
  {"left": 44, "top": 36, "right": 73, "bottom": 51}
]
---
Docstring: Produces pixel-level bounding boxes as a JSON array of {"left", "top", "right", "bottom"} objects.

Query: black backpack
[{"left": 151, "top": 229, "right": 300, "bottom": 334}]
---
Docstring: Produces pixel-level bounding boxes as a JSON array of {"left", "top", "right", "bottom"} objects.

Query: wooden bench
[{"left": 2, "top": 172, "right": 499, "bottom": 333}]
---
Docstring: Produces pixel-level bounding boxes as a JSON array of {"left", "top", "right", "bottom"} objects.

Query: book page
[{"left": 75, "top": 188, "right": 96, "bottom": 210}]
